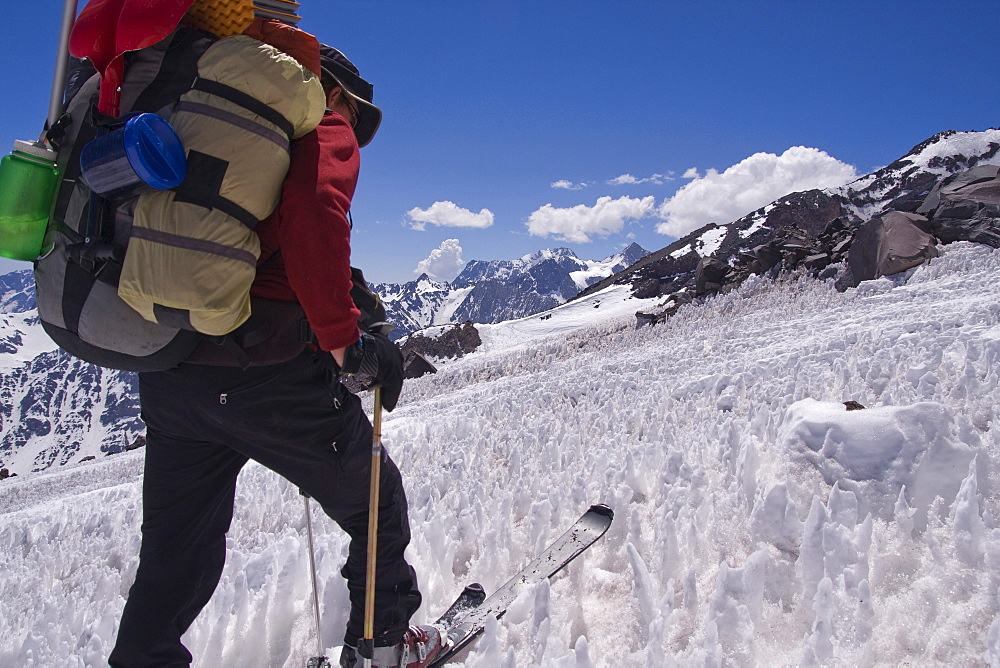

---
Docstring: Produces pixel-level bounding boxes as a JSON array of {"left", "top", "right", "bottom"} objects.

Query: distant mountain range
[
  {"left": 0, "top": 244, "right": 648, "bottom": 474},
  {"left": 2, "top": 128, "right": 998, "bottom": 476},
  {"left": 371, "top": 243, "right": 649, "bottom": 339}
]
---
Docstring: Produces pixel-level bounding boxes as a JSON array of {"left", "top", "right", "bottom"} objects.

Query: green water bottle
[{"left": 0, "top": 140, "right": 60, "bottom": 261}]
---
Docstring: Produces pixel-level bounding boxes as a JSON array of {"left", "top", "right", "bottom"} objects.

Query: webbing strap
[
  {"left": 211, "top": 335, "right": 252, "bottom": 370},
  {"left": 172, "top": 150, "right": 261, "bottom": 230},
  {"left": 153, "top": 304, "right": 194, "bottom": 331},
  {"left": 62, "top": 261, "right": 97, "bottom": 335},
  {"left": 230, "top": 315, "right": 272, "bottom": 349},
  {"left": 178, "top": 190, "right": 259, "bottom": 230},
  {"left": 175, "top": 100, "right": 290, "bottom": 151},
  {"left": 191, "top": 77, "right": 295, "bottom": 140},
  {"left": 205, "top": 317, "right": 273, "bottom": 370},
  {"left": 130, "top": 225, "right": 258, "bottom": 265}
]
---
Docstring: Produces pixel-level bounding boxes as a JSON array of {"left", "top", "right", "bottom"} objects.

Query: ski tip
[
  {"left": 306, "top": 657, "right": 332, "bottom": 668},
  {"left": 589, "top": 504, "right": 614, "bottom": 519}
]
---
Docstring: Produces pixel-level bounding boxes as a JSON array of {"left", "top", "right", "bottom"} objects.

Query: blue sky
[{"left": 1, "top": 0, "right": 997, "bottom": 283}]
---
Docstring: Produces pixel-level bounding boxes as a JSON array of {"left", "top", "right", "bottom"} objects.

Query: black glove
[{"left": 339, "top": 332, "right": 405, "bottom": 411}]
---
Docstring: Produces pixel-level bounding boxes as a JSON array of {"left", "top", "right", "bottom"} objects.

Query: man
[{"left": 108, "top": 46, "right": 447, "bottom": 668}]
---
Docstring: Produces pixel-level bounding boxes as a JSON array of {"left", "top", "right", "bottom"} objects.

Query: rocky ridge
[{"left": 574, "top": 129, "right": 1000, "bottom": 323}]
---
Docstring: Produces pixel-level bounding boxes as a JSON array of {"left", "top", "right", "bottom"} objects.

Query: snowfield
[{"left": 3, "top": 241, "right": 1000, "bottom": 666}]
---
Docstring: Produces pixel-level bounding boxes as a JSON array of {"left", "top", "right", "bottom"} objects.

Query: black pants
[{"left": 109, "top": 351, "right": 421, "bottom": 667}]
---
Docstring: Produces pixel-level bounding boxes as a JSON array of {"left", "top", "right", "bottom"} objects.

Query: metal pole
[
  {"left": 45, "top": 0, "right": 79, "bottom": 139},
  {"left": 303, "top": 496, "right": 325, "bottom": 661},
  {"left": 360, "top": 387, "right": 384, "bottom": 666}
]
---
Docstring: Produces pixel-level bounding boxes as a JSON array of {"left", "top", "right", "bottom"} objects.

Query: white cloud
[
  {"left": 682, "top": 167, "right": 700, "bottom": 179},
  {"left": 607, "top": 172, "right": 673, "bottom": 186},
  {"left": 551, "top": 179, "right": 588, "bottom": 190},
  {"left": 414, "top": 238, "right": 466, "bottom": 282},
  {"left": 656, "top": 147, "right": 857, "bottom": 238},
  {"left": 407, "top": 201, "right": 494, "bottom": 231},
  {"left": 526, "top": 195, "right": 656, "bottom": 243}
]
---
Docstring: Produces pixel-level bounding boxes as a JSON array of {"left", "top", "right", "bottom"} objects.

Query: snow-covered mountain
[
  {"left": 2, "top": 240, "right": 999, "bottom": 665},
  {"left": 372, "top": 243, "right": 649, "bottom": 339},
  {"left": 578, "top": 128, "right": 1000, "bottom": 307},
  {"left": 0, "top": 272, "right": 142, "bottom": 476}
]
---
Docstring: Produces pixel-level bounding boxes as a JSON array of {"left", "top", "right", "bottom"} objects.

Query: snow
[
  {"left": 3, "top": 242, "right": 1000, "bottom": 665},
  {"left": 0, "top": 311, "right": 59, "bottom": 368},
  {"left": 739, "top": 207, "right": 771, "bottom": 239},
  {"left": 405, "top": 276, "right": 443, "bottom": 294},
  {"left": 519, "top": 248, "right": 575, "bottom": 266},
  {"left": 433, "top": 286, "right": 475, "bottom": 325},
  {"left": 907, "top": 129, "right": 1000, "bottom": 172},
  {"left": 569, "top": 268, "right": 604, "bottom": 291},
  {"left": 670, "top": 244, "right": 692, "bottom": 258},
  {"left": 567, "top": 248, "right": 639, "bottom": 291},
  {"left": 775, "top": 398, "right": 976, "bottom": 531},
  {"left": 695, "top": 226, "right": 728, "bottom": 257},
  {"left": 472, "top": 284, "right": 645, "bottom": 355}
]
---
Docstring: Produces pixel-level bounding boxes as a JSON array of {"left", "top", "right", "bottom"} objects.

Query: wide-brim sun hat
[{"left": 318, "top": 44, "right": 382, "bottom": 147}]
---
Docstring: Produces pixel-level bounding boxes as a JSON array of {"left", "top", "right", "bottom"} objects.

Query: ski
[
  {"left": 430, "top": 504, "right": 614, "bottom": 666},
  {"left": 435, "top": 583, "right": 487, "bottom": 628}
]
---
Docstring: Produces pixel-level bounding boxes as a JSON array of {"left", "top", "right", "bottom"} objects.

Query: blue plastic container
[{"left": 79, "top": 113, "right": 186, "bottom": 197}]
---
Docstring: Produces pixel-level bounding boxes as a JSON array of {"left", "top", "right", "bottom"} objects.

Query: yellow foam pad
[{"left": 183, "top": 0, "right": 256, "bottom": 38}]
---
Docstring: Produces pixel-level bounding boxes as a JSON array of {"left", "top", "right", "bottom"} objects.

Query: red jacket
[{"left": 251, "top": 111, "right": 362, "bottom": 350}]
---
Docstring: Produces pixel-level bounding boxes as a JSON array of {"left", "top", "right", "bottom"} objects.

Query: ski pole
[
  {"left": 43, "top": 0, "right": 79, "bottom": 142},
  {"left": 360, "top": 386, "right": 384, "bottom": 666},
  {"left": 302, "top": 493, "right": 331, "bottom": 668}
]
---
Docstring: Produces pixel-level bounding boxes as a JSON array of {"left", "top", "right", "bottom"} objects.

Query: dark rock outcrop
[
  {"left": 920, "top": 164, "right": 1000, "bottom": 248},
  {"left": 627, "top": 249, "right": 701, "bottom": 300},
  {"left": 695, "top": 257, "right": 732, "bottom": 295},
  {"left": 126, "top": 435, "right": 146, "bottom": 451},
  {"left": 403, "top": 351, "right": 437, "bottom": 379},
  {"left": 400, "top": 322, "right": 482, "bottom": 360},
  {"left": 835, "top": 211, "right": 939, "bottom": 290}
]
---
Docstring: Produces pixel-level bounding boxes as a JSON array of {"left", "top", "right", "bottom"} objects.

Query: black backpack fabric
[{"left": 34, "top": 28, "right": 217, "bottom": 372}]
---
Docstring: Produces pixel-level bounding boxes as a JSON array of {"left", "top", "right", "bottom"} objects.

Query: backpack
[{"left": 34, "top": 25, "right": 326, "bottom": 372}]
